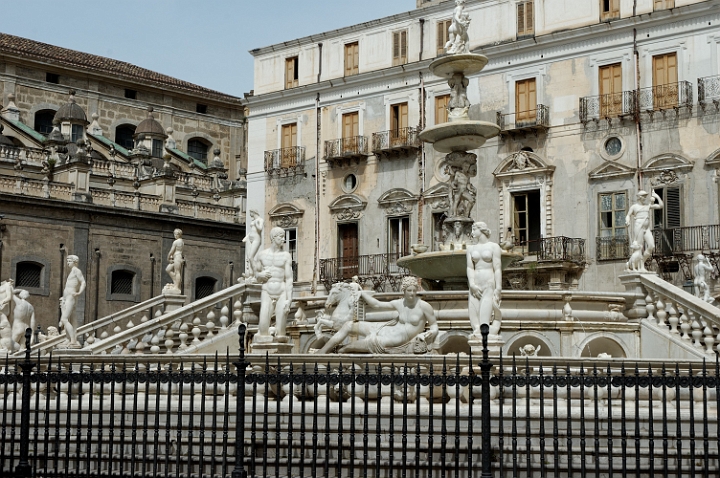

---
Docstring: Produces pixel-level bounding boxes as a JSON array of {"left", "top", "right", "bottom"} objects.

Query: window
[
  {"left": 654, "top": 0, "right": 674, "bottom": 9},
  {"left": 281, "top": 123, "right": 298, "bottom": 167},
  {"left": 115, "top": 124, "right": 136, "bottom": 150},
  {"left": 388, "top": 216, "right": 410, "bottom": 258},
  {"left": 344, "top": 42, "right": 359, "bottom": 76},
  {"left": 45, "top": 72, "right": 59, "bottom": 84},
  {"left": 517, "top": 1, "right": 534, "bottom": 37},
  {"left": 33, "top": 109, "right": 56, "bottom": 136},
  {"left": 194, "top": 277, "right": 217, "bottom": 300},
  {"left": 110, "top": 270, "right": 135, "bottom": 295},
  {"left": 285, "top": 228, "right": 298, "bottom": 282},
  {"left": 152, "top": 138, "right": 164, "bottom": 158},
  {"left": 435, "top": 94, "right": 450, "bottom": 124},
  {"left": 196, "top": 103, "right": 208, "bottom": 114},
  {"left": 437, "top": 19, "right": 452, "bottom": 55},
  {"left": 124, "top": 89, "right": 137, "bottom": 100},
  {"left": 16, "top": 262, "right": 42, "bottom": 289},
  {"left": 653, "top": 52, "right": 678, "bottom": 109},
  {"left": 390, "top": 102, "right": 409, "bottom": 145},
  {"left": 599, "top": 63, "right": 623, "bottom": 117},
  {"left": 285, "top": 57, "right": 299, "bottom": 89},
  {"left": 432, "top": 212, "right": 447, "bottom": 251},
  {"left": 392, "top": 30, "right": 408, "bottom": 66},
  {"left": 187, "top": 139, "right": 209, "bottom": 163},
  {"left": 515, "top": 78, "right": 537, "bottom": 123},
  {"left": 599, "top": 192, "right": 627, "bottom": 237},
  {"left": 342, "top": 112, "right": 360, "bottom": 152},
  {"left": 512, "top": 190, "right": 541, "bottom": 252},
  {"left": 601, "top": 0, "right": 620, "bottom": 21},
  {"left": 71, "top": 124, "right": 84, "bottom": 144},
  {"left": 653, "top": 186, "right": 681, "bottom": 255}
]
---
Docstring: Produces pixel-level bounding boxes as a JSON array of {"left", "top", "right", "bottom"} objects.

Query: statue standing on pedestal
[
  {"left": 466, "top": 222, "right": 503, "bottom": 338},
  {"left": 254, "top": 226, "right": 293, "bottom": 342},
  {"left": 60, "top": 255, "right": 86, "bottom": 348},
  {"left": 694, "top": 253, "right": 715, "bottom": 303},
  {"left": 625, "top": 190, "right": 663, "bottom": 269},
  {"left": 165, "top": 228, "right": 185, "bottom": 293},
  {"left": 243, "top": 210, "right": 264, "bottom": 281},
  {"left": 445, "top": 0, "right": 471, "bottom": 55}
]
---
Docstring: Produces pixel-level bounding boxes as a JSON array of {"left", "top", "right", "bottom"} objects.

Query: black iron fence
[
  {"left": 3, "top": 327, "right": 720, "bottom": 478},
  {"left": 511, "top": 236, "right": 586, "bottom": 263},
  {"left": 324, "top": 136, "right": 369, "bottom": 161},
  {"left": 652, "top": 224, "right": 720, "bottom": 256},
  {"left": 597, "top": 234, "right": 630, "bottom": 261}
]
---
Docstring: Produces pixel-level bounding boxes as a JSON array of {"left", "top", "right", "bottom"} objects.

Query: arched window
[
  {"left": 115, "top": 124, "right": 136, "bottom": 150},
  {"left": 194, "top": 276, "right": 217, "bottom": 300},
  {"left": 187, "top": 138, "right": 210, "bottom": 164},
  {"left": 111, "top": 270, "right": 135, "bottom": 295},
  {"left": 16, "top": 262, "right": 42, "bottom": 289},
  {"left": 33, "top": 110, "right": 56, "bottom": 136}
]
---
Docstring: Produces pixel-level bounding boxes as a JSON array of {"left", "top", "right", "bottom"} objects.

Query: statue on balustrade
[
  {"left": 164, "top": 228, "right": 185, "bottom": 294},
  {"left": 317, "top": 276, "right": 438, "bottom": 354},
  {"left": 242, "top": 209, "right": 264, "bottom": 281},
  {"left": 694, "top": 253, "right": 715, "bottom": 304},
  {"left": 254, "top": 226, "right": 293, "bottom": 343},
  {"left": 59, "top": 255, "right": 86, "bottom": 348},
  {"left": 466, "top": 222, "right": 503, "bottom": 338},
  {"left": 625, "top": 190, "right": 663, "bottom": 268}
]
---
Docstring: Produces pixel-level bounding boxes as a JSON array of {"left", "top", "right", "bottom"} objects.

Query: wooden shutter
[
  {"left": 654, "top": 0, "right": 674, "bottom": 10},
  {"left": 601, "top": 0, "right": 620, "bottom": 20},
  {"left": 393, "top": 31, "right": 408, "bottom": 66},
  {"left": 285, "top": 57, "right": 298, "bottom": 89},
  {"left": 281, "top": 123, "right": 297, "bottom": 167},
  {"left": 653, "top": 52, "right": 678, "bottom": 108},
  {"left": 517, "top": 1, "right": 534, "bottom": 36},
  {"left": 401, "top": 217, "right": 410, "bottom": 256},
  {"left": 665, "top": 187, "right": 681, "bottom": 229},
  {"left": 599, "top": 63, "right": 622, "bottom": 116},
  {"left": 435, "top": 95, "right": 449, "bottom": 124},
  {"left": 515, "top": 78, "right": 537, "bottom": 122},
  {"left": 437, "top": 20, "right": 447, "bottom": 54},
  {"left": 345, "top": 43, "right": 359, "bottom": 76}
]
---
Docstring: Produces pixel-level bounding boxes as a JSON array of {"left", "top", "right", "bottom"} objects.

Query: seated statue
[{"left": 317, "top": 276, "right": 438, "bottom": 354}]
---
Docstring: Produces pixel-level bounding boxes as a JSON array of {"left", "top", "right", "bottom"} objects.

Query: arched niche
[
  {"left": 577, "top": 334, "right": 628, "bottom": 359},
  {"left": 503, "top": 331, "right": 556, "bottom": 358}
]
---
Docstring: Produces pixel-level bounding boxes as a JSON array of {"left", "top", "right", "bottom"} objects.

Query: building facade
[
  {"left": 0, "top": 33, "right": 247, "bottom": 331},
  {"left": 247, "top": 0, "right": 720, "bottom": 293}
]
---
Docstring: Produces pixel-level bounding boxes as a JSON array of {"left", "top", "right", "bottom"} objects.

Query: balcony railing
[
  {"left": 651, "top": 224, "right": 720, "bottom": 256},
  {"left": 264, "top": 146, "right": 305, "bottom": 176},
  {"left": 580, "top": 90, "right": 637, "bottom": 123},
  {"left": 371, "top": 127, "right": 420, "bottom": 156},
  {"left": 596, "top": 235, "right": 630, "bottom": 262},
  {"left": 637, "top": 81, "right": 693, "bottom": 112},
  {"left": 496, "top": 104, "right": 550, "bottom": 134},
  {"left": 699, "top": 75, "right": 720, "bottom": 110},
  {"left": 324, "top": 136, "right": 369, "bottom": 165},
  {"left": 319, "top": 252, "right": 410, "bottom": 291},
  {"left": 512, "top": 236, "right": 586, "bottom": 263}
]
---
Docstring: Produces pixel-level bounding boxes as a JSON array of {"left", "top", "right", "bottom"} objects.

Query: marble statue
[
  {"left": 11, "top": 289, "right": 35, "bottom": 350},
  {"left": 625, "top": 190, "right": 663, "bottom": 265},
  {"left": 466, "top": 222, "right": 503, "bottom": 338},
  {"left": 445, "top": 0, "right": 471, "bottom": 55},
  {"left": 694, "top": 253, "right": 715, "bottom": 303},
  {"left": 318, "top": 276, "right": 438, "bottom": 354},
  {"left": 0, "top": 312, "right": 11, "bottom": 352},
  {"left": 59, "top": 255, "right": 86, "bottom": 348},
  {"left": 519, "top": 344, "right": 541, "bottom": 357},
  {"left": 164, "top": 228, "right": 185, "bottom": 293},
  {"left": 626, "top": 241, "right": 644, "bottom": 272},
  {"left": 446, "top": 152, "right": 478, "bottom": 218},
  {"left": 443, "top": 220, "right": 469, "bottom": 250},
  {"left": 314, "top": 281, "right": 362, "bottom": 340},
  {"left": 448, "top": 73, "right": 470, "bottom": 120},
  {"left": 254, "top": 226, "right": 293, "bottom": 342},
  {"left": 243, "top": 209, "right": 264, "bottom": 280}
]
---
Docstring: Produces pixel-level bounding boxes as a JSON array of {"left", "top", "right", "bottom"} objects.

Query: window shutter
[
  {"left": 437, "top": 22, "right": 445, "bottom": 52},
  {"left": 393, "top": 32, "right": 400, "bottom": 60},
  {"left": 526, "top": 1, "right": 534, "bottom": 34},
  {"left": 517, "top": 3, "right": 525, "bottom": 35},
  {"left": 401, "top": 31, "right": 407, "bottom": 60},
  {"left": 666, "top": 187, "right": 681, "bottom": 228}
]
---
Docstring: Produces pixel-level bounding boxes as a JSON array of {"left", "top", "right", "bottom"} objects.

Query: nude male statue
[
  {"left": 318, "top": 276, "right": 438, "bottom": 354},
  {"left": 165, "top": 228, "right": 185, "bottom": 292},
  {"left": 625, "top": 190, "right": 663, "bottom": 262},
  {"left": 254, "top": 226, "right": 293, "bottom": 341},
  {"left": 59, "top": 254, "right": 86, "bottom": 348},
  {"left": 11, "top": 289, "right": 36, "bottom": 350}
]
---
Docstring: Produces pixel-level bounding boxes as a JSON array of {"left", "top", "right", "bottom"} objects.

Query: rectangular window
[
  {"left": 653, "top": 186, "right": 681, "bottom": 254},
  {"left": 338, "top": 222, "right": 359, "bottom": 278},
  {"left": 152, "top": 138, "right": 164, "bottom": 158},
  {"left": 344, "top": 42, "right": 359, "bottom": 76},
  {"left": 437, "top": 19, "right": 452, "bottom": 55},
  {"left": 601, "top": 0, "right": 620, "bottom": 21},
  {"left": 285, "top": 56, "right": 299, "bottom": 89},
  {"left": 281, "top": 123, "right": 298, "bottom": 167},
  {"left": 388, "top": 216, "right": 411, "bottom": 257},
  {"left": 435, "top": 94, "right": 450, "bottom": 124},
  {"left": 517, "top": 1, "right": 534, "bottom": 37},
  {"left": 45, "top": 72, "right": 59, "bottom": 84},
  {"left": 654, "top": 0, "right": 674, "bottom": 10},
  {"left": 392, "top": 30, "right": 408, "bottom": 66},
  {"left": 71, "top": 124, "right": 84, "bottom": 143},
  {"left": 515, "top": 78, "right": 537, "bottom": 123},
  {"left": 284, "top": 228, "right": 298, "bottom": 281},
  {"left": 390, "top": 102, "right": 409, "bottom": 146},
  {"left": 196, "top": 103, "right": 208, "bottom": 114},
  {"left": 124, "top": 89, "right": 137, "bottom": 100},
  {"left": 599, "top": 63, "right": 622, "bottom": 117},
  {"left": 599, "top": 192, "right": 627, "bottom": 237},
  {"left": 512, "top": 190, "right": 541, "bottom": 253},
  {"left": 653, "top": 52, "right": 678, "bottom": 109}
]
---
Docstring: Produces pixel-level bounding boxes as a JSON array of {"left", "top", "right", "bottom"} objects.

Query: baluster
[
  {"left": 219, "top": 306, "right": 229, "bottom": 330},
  {"left": 233, "top": 299, "right": 243, "bottom": 325},
  {"left": 690, "top": 311, "right": 703, "bottom": 348},
  {"left": 126, "top": 318, "right": 134, "bottom": 329},
  {"left": 667, "top": 301, "right": 679, "bottom": 334},
  {"left": 192, "top": 317, "right": 202, "bottom": 345},
  {"left": 140, "top": 313, "right": 149, "bottom": 323},
  {"left": 645, "top": 291, "right": 656, "bottom": 323},
  {"left": 678, "top": 306, "right": 691, "bottom": 340},
  {"left": 164, "top": 327, "right": 175, "bottom": 354},
  {"left": 178, "top": 323, "right": 189, "bottom": 349},
  {"left": 655, "top": 296, "right": 667, "bottom": 328},
  {"left": 135, "top": 340, "right": 145, "bottom": 355},
  {"left": 154, "top": 308, "right": 162, "bottom": 318},
  {"left": 150, "top": 332, "right": 161, "bottom": 354},
  {"left": 702, "top": 321, "right": 715, "bottom": 354},
  {"left": 206, "top": 309, "right": 216, "bottom": 339},
  {"left": 85, "top": 332, "right": 96, "bottom": 346}
]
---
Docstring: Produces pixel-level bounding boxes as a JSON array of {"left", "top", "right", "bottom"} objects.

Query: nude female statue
[
  {"left": 466, "top": 222, "right": 503, "bottom": 338},
  {"left": 243, "top": 210, "right": 264, "bottom": 279}
]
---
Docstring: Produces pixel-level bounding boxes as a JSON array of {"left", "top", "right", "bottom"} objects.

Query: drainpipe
[
  {"left": 93, "top": 248, "right": 100, "bottom": 323},
  {"left": 149, "top": 253, "right": 155, "bottom": 317},
  {"left": 633, "top": 0, "right": 644, "bottom": 188},
  {"left": 419, "top": 18, "right": 425, "bottom": 61},
  {"left": 418, "top": 71, "right": 427, "bottom": 245},
  {"left": 313, "top": 91, "right": 321, "bottom": 294}
]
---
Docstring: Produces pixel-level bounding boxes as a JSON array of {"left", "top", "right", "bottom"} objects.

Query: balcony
[
  {"left": 324, "top": 136, "right": 369, "bottom": 167},
  {"left": 637, "top": 81, "right": 693, "bottom": 115},
  {"left": 496, "top": 104, "right": 549, "bottom": 137},
  {"left": 651, "top": 224, "right": 720, "bottom": 256},
  {"left": 371, "top": 127, "right": 420, "bottom": 158},
  {"left": 503, "top": 236, "right": 586, "bottom": 290},
  {"left": 319, "top": 252, "right": 410, "bottom": 292},
  {"left": 580, "top": 91, "right": 636, "bottom": 124},
  {"left": 596, "top": 235, "right": 630, "bottom": 262},
  {"left": 510, "top": 236, "right": 586, "bottom": 263},
  {"left": 264, "top": 146, "right": 305, "bottom": 176},
  {"left": 698, "top": 75, "right": 720, "bottom": 112}
]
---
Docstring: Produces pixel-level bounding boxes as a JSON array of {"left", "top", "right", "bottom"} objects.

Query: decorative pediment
[
  {"left": 705, "top": 148, "right": 720, "bottom": 168},
  {"left": 328, "top": 194, "right": 367, "bottom": 221},
  {"left": 378, "top": 188, "right": 418, "bottom": 215},
  {"left": 424, "top": 183, "right": 450, "bottom": 211},
  {"left": 641, "top": 153, "right": 693, "bottom": 174},
  {"left": 493, "top": 151, "right": 555, "bottom": 178},
  {"left": 588, "top": 161, "right": 636, "bottom": 181},
  {"left": 268, "top": 202, "right": 304, "bottom": 228}
]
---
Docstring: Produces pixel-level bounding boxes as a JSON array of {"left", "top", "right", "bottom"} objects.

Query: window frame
[
  {"left": 517, "top": 1, "right": 535, "bottom": 38},
  {"left": 392, "top": 30, "right": 408, "bottom": 66},
  {"left": 114, "top": 124, "right": 137, "bottom": 150},
  {"left": 436, "top": 19, "right": 452, "bottom": 55},
  {"left": 435, "top": 94, "right": 450, "bottom": 125},
  {"left": 600, "top": 0, "right": 620, "bottom": 21},
  {"left": 344, "top": 42, "right": 360, "bottom": 76},
  {"left": 598, "top": 191, "right": 628, "bottom": 238},
  {"left": 284, "top": 228, "right": 298, "bottom": 282},
  {"left": 33, "top": 109, "right": 57, "bottom": 136},
  {"left": 106, "top": 265, "right": 142, "bottom": 302},
  {"left": 12, "top": 256, "right": 51, "bottom": 296},
  {"left": 285, "top": 56, "right": 299, "bottom": 89},
  {"left": 187, "top": 138, "right": 210, "bottom": 163},
  {"left": 654, "top": 0, "right": 674, "bottom": 10},
  {"left": 191, "top": 272, "right": 222, "bottom": 301},
  {"left": 151, "top": 138, "right": 164, "bottom": 158},
  {"left": 71, "top": 124, "right": 84, "bottom": 144}
]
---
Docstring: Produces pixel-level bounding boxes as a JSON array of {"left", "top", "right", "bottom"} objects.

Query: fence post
[
  {"left": 232, "top": 324, "right": 249, "bottom": 478},
  {"left": 15, "top": 328, "right": 36, "bottom": 478},
  {"left": 480, "top": 323, "right": 493, "bottom": 478}
]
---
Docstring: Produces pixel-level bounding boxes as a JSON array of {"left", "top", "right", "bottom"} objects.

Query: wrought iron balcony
[
  {"left": 512, "top": 236, "right": 586, "bottom": 263},
  {"left": 698, "top": 75, "right": 720, "bottom": 111},
  {"left": 580, "top": 91, "right": 636, "bottom": 124},
  {"left": 596, "top": 235, "right": 629, "bottom": 262},
  {"left": 319, "top": 252, "right": 410, "bottom": 292},
  {"left": 651, "top": 224, "right": 720, "bottom": 256},
  {"left": 324, "top": 136, "right": 369, "bottom": 166},
  {"left": 637, "top": 81, "right": 693, "bottom": 113},
  {"left": 264, "top": 146, "right": 305, "bottom": 176},
  {"left": 371, "top": 127, "right": 420, "bottom": 157},
  {"left": 496, "top": 104, "right": 549, "bottom": 135}
]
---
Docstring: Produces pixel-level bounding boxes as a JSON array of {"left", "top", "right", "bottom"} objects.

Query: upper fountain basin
[
  {"left": 418, "top": 120, "right": 500, "bottom": 153},
  {"left": 429, "top": 53, "right": 489, "bottom": 79}
]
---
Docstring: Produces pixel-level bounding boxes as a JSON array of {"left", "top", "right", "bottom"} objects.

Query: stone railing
[
  {"left": 638, "top": 273, "right": 720, "bottom": 356},
  {"left": 0, "top": 174, "right": 72, "bottom": 200},
  {"left": 0, "top": 144, "right": 46, "bottom": 167},
  {"left": 177, "top": 172, "right": 214, "bottom": 191},
  {"left": 91, "top": 159, "right": 136, "bottom": 180}
]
